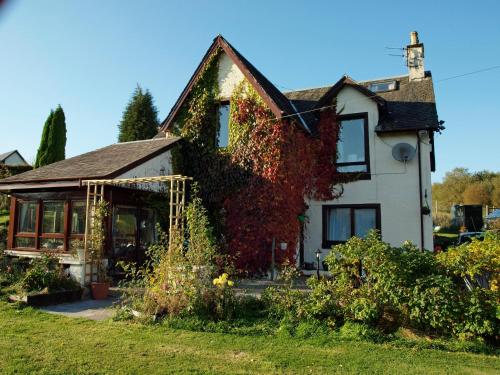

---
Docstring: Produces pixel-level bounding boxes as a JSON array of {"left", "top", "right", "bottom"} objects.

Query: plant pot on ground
[{"left": 90, "top": 281, "right": 110, "bottom": 300}]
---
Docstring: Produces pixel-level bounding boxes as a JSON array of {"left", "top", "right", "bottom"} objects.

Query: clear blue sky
[{"left": 1, "top": 0, "right": 499, "bottom": 181}]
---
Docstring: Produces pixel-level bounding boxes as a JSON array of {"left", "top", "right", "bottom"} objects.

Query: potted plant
[
  {"left": 88, "top": 200, "right": 111, "bottom": 300},
  {"left": 69, "top": 239, "right": 85, "bottom": 262}
]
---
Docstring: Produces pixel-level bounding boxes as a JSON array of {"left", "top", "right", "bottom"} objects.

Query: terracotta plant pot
[{"left": 91, "top": 282, "right": 110, "bottom": 300}]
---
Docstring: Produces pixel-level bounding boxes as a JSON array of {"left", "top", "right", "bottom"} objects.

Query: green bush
[
  {"left": 408, "top": 275, "right": 461, "bottom": 334},
  {"left": 18, "top": 254, "right": 79, "bottom": 293},
  {"left": 0, "top": 251, "right": 26, "bottom": 288},
  {"left": 457, "top": 288, "right": 498, "bottom": 338},
  {"left": 310, "top": 230, "right": 500, "bottom": 340}
]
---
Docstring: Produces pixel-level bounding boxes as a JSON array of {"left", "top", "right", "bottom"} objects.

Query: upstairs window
[
  {"left": 217, "top": 102, "right": 230, "bottom": 148},
  {"left": 337, "top": 114, "right": 370, "bottom": 175}
]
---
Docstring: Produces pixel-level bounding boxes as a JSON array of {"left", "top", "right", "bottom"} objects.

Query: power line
[
  {"left": 273, "top": 64, "right": 500, "bottom": 121},
  {"left": 436, "top": 65, "right": 500, "bottom": 82}
]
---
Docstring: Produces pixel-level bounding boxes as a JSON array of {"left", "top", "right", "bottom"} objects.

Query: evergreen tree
[
  {"left": 47, "top": 105, "right": 67, "bottom": 164},
  {"left": 34, "top": 106, "right": 67, "bottom": 168},
  {"left": 118, "top": 85, "right": 159, "bottom": 142},
  {"left": 34, "top": 110, "right": 54, "bottom": 168}
]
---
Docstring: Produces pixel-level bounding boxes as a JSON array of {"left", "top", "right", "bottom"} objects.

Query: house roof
[
  {"left": 284, "top": 72, "right": 439, "bottom": 133},
  {"left": 0, "top": 137, "right": 180, "bottom": 187},
  {"left": 161, "top": 35, "right": 439, "bottom": 137},
  {"left": 0, "top": 150, "right": 29, "bottom": 166},
  {"left": 160, "top": 35, "right": 312, "bottom": 133}
]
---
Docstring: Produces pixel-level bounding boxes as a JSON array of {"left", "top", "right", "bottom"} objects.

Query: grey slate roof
[
  {"left": 0, "top": 150, "right": 16, "bottom": 162},
  {"left": 284, "top": 73, "right": 439, "bottom": 133},
  {"left": 0, "top": 150, "right": 29, "bottom": 166},
  {"left": 0, "top": 137, "right": 180, "bottom": 185}
]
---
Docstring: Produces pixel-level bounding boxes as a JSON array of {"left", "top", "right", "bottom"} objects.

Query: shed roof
[{"left": 0, "top": 137, "right": 180, "bottom": 186}]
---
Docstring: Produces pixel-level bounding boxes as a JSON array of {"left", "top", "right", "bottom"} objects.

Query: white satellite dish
[{"left": 392, "top": 143, "right": 416, "bottom": 162}]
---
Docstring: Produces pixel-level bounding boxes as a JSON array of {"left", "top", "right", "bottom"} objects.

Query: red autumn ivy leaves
[{"left": 224, "top": 92, "right": 346, "bottom": 274}]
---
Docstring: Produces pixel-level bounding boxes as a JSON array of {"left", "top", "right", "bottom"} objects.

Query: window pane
[
  {"left": 15, "top": 237, "right": 35, "bottom": 248},
  {"left": 337, "top": 118, "right": 365, "bottom": 163},
  {"left": 338, "top": 164, "right": 367, "bottom": 173},
  {"left": 113, "top": 207, "right": 137, "bottom": 257},
  {"left": 71, "top": 201, "right": 86, "bottom": 234},
  {"left": 218, "top": 103, "right": 230, "bottom": 148},
  {"left": 327, "top": 208, "right": 351, "bottom": 242},
  {"left": 41, "top": 238, "right": 64, "bottom": 251},
  {"left": 354, "top": 208, "right": 377, "bottom": 238},
  {"left": 17, "top": 201, "right": 37, "bottom": 233},
  {"left": 139, "top": 209, "right": 156, "bottom": 251},
  {"left": 42, "top": 202, "right": 64, "bottom": 234}
]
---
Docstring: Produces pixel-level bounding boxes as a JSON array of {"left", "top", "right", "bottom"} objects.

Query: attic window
[
  {"left": 368, "top": 81, "right": 397, "bottom": 93},
  {"left": 217, "top": 102, "right": 230, "bottom": 148}
]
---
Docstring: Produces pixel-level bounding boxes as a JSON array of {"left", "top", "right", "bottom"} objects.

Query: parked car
[{"left": 456, "top": 231, "right": 484, "bottom": 245}]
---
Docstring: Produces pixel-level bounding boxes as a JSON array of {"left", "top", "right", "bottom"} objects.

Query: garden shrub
[
  {"left": 0, "top": 227, "right": 7, "bottom": 252},
  {"left": 408, "top": 275, "right": 461, "bottom": 334},
  {"left": 457, "top": 288, "right": 498, "bottom": 339},
  {"left": 18, "top": 253, "right": 79, "bottom": 293},
  {"left": 261, "top": 286, "right": 308, "bottom": 321},
  {"left": 437, "top": 231, "right": 500, "bottom": 291},
  {"left": 313, "top": 230, "right": 499, "bottom": 340},
  {"left": 122, "top": 187, "right": 236, "bottom": 321},
  {"left": 0, "top": 250, "right": 26, "bottom": 288}
]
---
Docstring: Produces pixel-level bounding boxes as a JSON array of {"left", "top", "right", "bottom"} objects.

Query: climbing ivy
[{"left": 170, "top": 55, "right": 350, "bottom": 274}]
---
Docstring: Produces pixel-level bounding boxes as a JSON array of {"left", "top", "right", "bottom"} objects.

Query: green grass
[
  {"left": 0, "top": 209, "right": 9, "bottom": 226},
  {"left": 0, "top": 302, "right": 498, "bottom": 374}
]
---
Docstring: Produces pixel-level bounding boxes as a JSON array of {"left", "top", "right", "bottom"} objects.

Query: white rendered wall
[
  {"left": 217, "top": 53, "right": 245, "bottom": 100},
  {"left": 117, "top": 149, "right": 173, "bottom": 192},
  {"left": 303, "top": 86, "right": 434, "bottom": 264}
]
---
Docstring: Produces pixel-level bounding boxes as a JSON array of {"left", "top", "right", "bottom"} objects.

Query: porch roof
[{"left": 0, "top": 137, "right": 180, "bottom": 190}]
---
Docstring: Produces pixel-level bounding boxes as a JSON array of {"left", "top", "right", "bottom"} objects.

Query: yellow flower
[
  {"left": 227, "top": 280, "right": 234, "bottom": 287},
  {"left": 213, "top": 278, "right": 220, "bottom": 285}
]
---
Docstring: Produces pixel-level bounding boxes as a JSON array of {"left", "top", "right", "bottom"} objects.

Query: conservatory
[{"left": 0, "top": 137, "right": 189, "bottom": 285}]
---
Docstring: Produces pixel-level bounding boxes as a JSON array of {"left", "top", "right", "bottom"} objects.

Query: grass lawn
[
  {"left": 0, "top": 209, "right": 9, "bottom": 226},
  {"left": 0, "top": 302, "right": 498, "bottom": 374}
]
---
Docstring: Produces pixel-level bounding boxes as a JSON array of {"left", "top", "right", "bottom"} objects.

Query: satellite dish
[{"left": 392, "top": 143, "right": 416, "bottom": 162}]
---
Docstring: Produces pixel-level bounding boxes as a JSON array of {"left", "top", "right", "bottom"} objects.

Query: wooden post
[
  {"left": 169, "top": 179, "right": 174, "bottom": 246},
  {"left": 63, "top": 201, "right": 70, "bottom": 252},
  {"left": 7, "top": 197, "right": 16, "bottom": 249},
  {"left": 271, "top": 237, "right": 275, "bottom": 281}
]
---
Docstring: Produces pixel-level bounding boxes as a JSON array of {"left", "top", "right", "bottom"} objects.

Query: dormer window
[
  {"left": 217, "top": 102, "right": 230, "bottom": 148},
  {"left": 336, "top": 113, "right": 370, "bottom": 177},
  {"left": 368, "top": 81, "right": 397, "bottom": 93}
]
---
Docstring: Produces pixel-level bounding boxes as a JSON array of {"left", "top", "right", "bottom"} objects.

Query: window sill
[
  {"left": 339, "top": 172, "right": 371, "bottom": 181},
  {"left": 322, "top": 240, "right": 347, "bottom": 249}
]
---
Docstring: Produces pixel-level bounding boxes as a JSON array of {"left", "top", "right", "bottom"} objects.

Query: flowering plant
[
  {"left": 212, "top": 273, "right": 235, "bottom": 320},
  {"left": 212, "top": 273, "right": 234, "bottom": 288}
]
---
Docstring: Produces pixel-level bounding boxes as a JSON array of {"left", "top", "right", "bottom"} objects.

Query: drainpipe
[{"left": 417, "top": 131, "right": 424, "bottom": 251}]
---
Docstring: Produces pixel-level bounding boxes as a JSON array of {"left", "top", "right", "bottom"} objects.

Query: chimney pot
[{"left": 410, "top": 31, "right": 419, "bottom": 45}]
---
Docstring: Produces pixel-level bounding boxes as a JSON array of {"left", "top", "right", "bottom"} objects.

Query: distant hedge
[{"left": 4, "top": 165, "right": 32, "bottom": 176}]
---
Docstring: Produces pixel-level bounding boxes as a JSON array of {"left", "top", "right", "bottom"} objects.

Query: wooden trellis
[{"left": 81, "top": 175, "right": 192, "bottom": 283}]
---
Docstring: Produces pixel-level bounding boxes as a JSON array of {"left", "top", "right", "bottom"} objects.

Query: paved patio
[{"left": 40, "top": 296, "right": 118, "bottom": 321}]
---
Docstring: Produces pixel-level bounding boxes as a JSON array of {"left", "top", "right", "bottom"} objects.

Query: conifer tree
[
  {"left": 34, "top": 110, "right": 54, "bottom": 168},
  {"left": 118, "top": 85, "right": 159, "bottom": 142},
  {"left": 47, "top": 105, "right": 67, "bottom": 163},
  {"left": 34, "top": 106, "right": 67, "bottom": 168}
]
